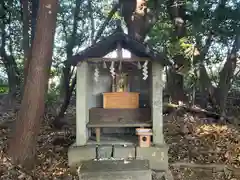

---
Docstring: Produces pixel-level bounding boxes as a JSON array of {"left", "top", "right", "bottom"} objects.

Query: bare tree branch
[{"left": 93, "top": 2, "right": 119, "bottom": 44}]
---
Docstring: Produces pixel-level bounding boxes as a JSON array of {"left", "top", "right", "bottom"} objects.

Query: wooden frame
[
  {"left": 88, "top": 108, "right": 152, "bottom": 142},
  {"left": 86, "top": 57, "right": 151, "bottom": 62}
]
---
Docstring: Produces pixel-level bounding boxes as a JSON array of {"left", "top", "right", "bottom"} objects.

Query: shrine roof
[{"left": 66, "top": 31, "right": 171, "bottom": 66}]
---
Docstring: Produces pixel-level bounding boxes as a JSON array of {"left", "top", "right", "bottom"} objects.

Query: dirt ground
[{"left": 0, "top": 107, "right": 240, "bottom": 180}]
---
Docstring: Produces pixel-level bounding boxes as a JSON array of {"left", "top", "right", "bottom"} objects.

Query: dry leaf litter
[{"left": 0, "top": 106, "right": 240, "bottom": 179}]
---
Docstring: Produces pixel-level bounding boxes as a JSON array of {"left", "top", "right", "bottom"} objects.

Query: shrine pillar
[
  {"left": 76, "top": 61, "right": 89, "bottom": 146},
  {"left": 151, "top": 61, "right": 164, "bottom": 145}
]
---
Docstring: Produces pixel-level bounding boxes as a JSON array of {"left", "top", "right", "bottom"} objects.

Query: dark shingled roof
[{"left": 66, "top": 31, "right": 171, "bottom": 66}]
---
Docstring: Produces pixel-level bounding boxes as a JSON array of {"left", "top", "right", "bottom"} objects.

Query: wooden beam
[
  {"left": 86, "top": 57, "right": 151, "bottom": 62},
  {"left": 88, "top": 108, "right": 152, "bottom": 127},
  {"left": 87, "top": 123, "right": 152, "bottom": 128}
]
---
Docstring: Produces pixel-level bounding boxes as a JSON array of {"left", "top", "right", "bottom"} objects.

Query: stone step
[{"left": 78, "top": 160, "right": 152, "bottom": 180}]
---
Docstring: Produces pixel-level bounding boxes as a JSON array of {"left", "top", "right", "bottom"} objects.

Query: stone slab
[
  {"left": 97, "top": 145, "right": 113, "bottom": 159},
  {"left": 136, "top": 145, "right": 168, "bottom": 171},
  {"left": 113, "top": 145, "right": 136, "bottom": 159},
  {"left": 68, "top": 144, "right": 96, "bottom": 169},
  {"left": 79, "top": 170, "right": 152, "bottom": 180},
  {"left": 78, "top": 160, "right": 152, "bottom": 180}
]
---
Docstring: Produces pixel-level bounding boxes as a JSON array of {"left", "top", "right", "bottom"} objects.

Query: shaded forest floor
[{"left": 0, "top": 106, "right": 240, "bottom": 180}]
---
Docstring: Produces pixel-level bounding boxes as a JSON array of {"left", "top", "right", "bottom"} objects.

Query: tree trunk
[
  {"left": 53, "top": 75, "right": 76, "bottom": 128},
  {"left": 8, "top": 0, "right": 58, "bottom": 168},
  {"left": 52, "top": 0, "right": 81, "bottom": 128},
  {"left": 166, "top": 0, "right": 187, "bottom": 103},
  {"left": 31, "top": 0, "right": 39, "bottom": 44},
  {"left": 4, "top": 56, "right": 20, "bottom": 95},
  {"left": 166, "top": 68, "right": 185, "bottom": 102},
  {"left": 193, "top": 33, "right": 214, "bottom": 108},
  {"left": 21, "top": 0, "right": 30, "bottom": 86},
  {"left": 22, "top": 0, "right": 39, "bottom": 87},
  {"left": 196, "top": 0, "right": 231, "bottom": 110},
  {"left": 59, "top": 0, "right": 81, "bottom": 98},
  {"left": 0, "top": 15, "right": 20, "bottom": 98},
  {"left": 120, "top": 0, "right": 160, "bottom": 42},
  {"left": 214, "top": 35, "right": 240, "bottom": 114}
]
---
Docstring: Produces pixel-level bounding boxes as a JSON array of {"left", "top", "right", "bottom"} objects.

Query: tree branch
[
  {"left": 88, "top": 0, "right": 95, "bottom": 44},
  {"left": 93, "top": 2, "right": 119, "bottom": 44}
]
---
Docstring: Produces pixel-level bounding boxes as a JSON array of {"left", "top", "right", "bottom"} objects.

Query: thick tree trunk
[
  {"left": 195, "top": 0, "right": 228, "bottom": 110},
  {"left": 120, "top": 0, "right": 160, "bottom": 42},
  {"left": 31, "top": 0, "right": 39, "bottom": 44},
  {"left": 193, "top": 33, "right": 214, "bottom": 108},
  {"left": 21, "top": 0, "right": 30, "bottom": 86},
  {"left": 166, "top": 68, "right": 185, "bottom": 102},
  {"left": 214, "top": 35, "right": 240, "bottom": 114},
  {"left": 8, "top": 0, "right": 58, "bottom": 168},
  {"left": 120, "top": 0, "right": 186, "bottom": 103},
  {"left": 23, "top": 0, "right": 39, "bottom": 85},
  {"left": 166, "top": 0, "right": 187, "bottom": 103}
]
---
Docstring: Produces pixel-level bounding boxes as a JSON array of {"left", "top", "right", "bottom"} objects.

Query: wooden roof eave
[
  {"left": 86, "top": 57, "right": 152, "bottom": 63},
  {"left": 65, "top": 32, "right": 172, "bottom": 67}
]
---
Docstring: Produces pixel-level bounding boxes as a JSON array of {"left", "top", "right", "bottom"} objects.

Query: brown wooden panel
[{"left": 88, "top": 108, "right": 151, "bottom": 127}]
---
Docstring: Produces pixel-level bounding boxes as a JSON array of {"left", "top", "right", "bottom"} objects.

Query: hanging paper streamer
[
  {"left": 110, "top": 61, "right": 116, "bottom": 79},
  {"left": 137, "top": 61, "right": 142, "bottom": 69},
  {"left": 142, "top": 60, "right": 148, "bottom": 80},
  {"left": 94, "top": 66, "right": 99, "bottom": 82},
  {"left": 103, "top": 61, "right": 107, "bottom": 69}
]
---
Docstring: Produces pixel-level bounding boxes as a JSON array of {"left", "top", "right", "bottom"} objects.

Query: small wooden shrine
[{"left": 67, "top": 30, "right": 171, "bottom": 172}]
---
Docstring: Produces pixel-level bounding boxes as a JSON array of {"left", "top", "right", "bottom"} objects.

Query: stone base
[
  {"left": 68, "top": 143, "right": 96, "bottom": 169},
  {"left": 68, "top": 143, "right": 169, "bottom": 172},
  {"left": 78, "top": 160, "right": 152, "bottom": 180},
  {"left": 136, "top": 145, "right": 168, "bottom": 171}
]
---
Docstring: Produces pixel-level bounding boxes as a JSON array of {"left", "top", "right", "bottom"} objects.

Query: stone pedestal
[{"left": 68, "top": 144, "right": 168, "bottom": 172}]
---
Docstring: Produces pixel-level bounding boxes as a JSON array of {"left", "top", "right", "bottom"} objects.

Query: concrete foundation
[
  {"left": 68, "top": 144, "right": 96, "bottom": 168},
  {"left": 113, "top": 145, "right": 135, "bottom": 159},
  {"left": 136, "top": 145, "right": 168, "bottom": 171},
  {"left": 68, "top": 143, "right": 168, "bottom": 172}
]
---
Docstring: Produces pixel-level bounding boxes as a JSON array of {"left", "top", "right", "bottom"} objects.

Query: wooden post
[{"left": 95, "top": 128, "right": 101, "bottom": 143}]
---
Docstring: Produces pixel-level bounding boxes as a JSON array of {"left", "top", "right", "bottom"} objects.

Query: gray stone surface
[
  {"left": 76, "top": 62, "right": 89, "bottom": 146},
  {"left": 151, "top": 61, "right": 164, "bottom": 145},
  {"left": 97, "top": 145, "right": 112, "bottom": 159},
  {"left": 113, "top": 145, "right": 135, "bottom": 159},
  {"left": 78, "top": 160, "right": 152, "bottom": 180},
  {"left": 68, "top": 144, "right": 96, "bottom": 169},
  {"left": 69, "top": 144, "right": 169, "bottom": 171},
  {"left": 79, "top": 170, "right": 152, "bottom": 180},
  {"left": 136, "top": 145, "right": 168, "bottom": 171}
]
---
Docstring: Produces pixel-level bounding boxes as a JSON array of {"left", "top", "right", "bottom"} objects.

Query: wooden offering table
[{"left": 103, "top": 92, "right": 139, "bottom": 109}]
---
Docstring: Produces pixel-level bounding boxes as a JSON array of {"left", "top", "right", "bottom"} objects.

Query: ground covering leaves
[{"left": 0, "top": 107, "right": 240, "bottom": 179}]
